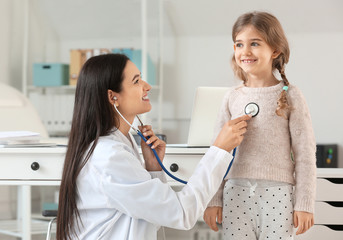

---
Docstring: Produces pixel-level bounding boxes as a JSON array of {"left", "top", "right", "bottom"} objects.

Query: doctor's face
[{"left": 116, "top": 60, "right": 151, "bottom": 120}]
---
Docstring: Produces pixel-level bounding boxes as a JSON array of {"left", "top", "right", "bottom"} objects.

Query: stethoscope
[
  {"left": 114, "top": 101, "right": 259, "bottom": 184},
  {"left": 245, "top": 102, "right": 259, "bottom": 117}
]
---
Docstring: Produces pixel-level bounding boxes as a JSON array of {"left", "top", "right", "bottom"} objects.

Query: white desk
[
  {"left": 1, "top": 147, "right": 343, "bottom": 240},
  {"left": 0, "top": 147, "right": 65, "bottom": 239},
  {"left": 0, "top": 146, "right": 208, "bottom": 240}
]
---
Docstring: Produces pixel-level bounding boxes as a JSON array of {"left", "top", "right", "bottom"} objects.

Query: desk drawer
[
  {"left": 0, "top": 152, "right": 64, "bottom": 180},
  {"left": 294, "top": 225, "right": 343, "bottom": 240},
  {"left": 317, "top": 178, "right": 343, "bottom": 201},
  {"left": 163, "top": 154, "right": 202, "bottom": 184},
  {"left": 315, "top": 202, "right": 343, "bottom": 224}
]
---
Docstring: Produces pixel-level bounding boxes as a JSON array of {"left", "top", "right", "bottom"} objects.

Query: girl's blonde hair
[{"left": 231, "top": 11, "right": 291, "bottom": 119}]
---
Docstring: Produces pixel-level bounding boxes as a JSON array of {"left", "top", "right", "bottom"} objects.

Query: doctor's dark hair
[
  {"left": 231, "top": 11, "right": 291, "bottom": 119},
  {"left": 57, "top": 53, "right": 129, "bottom": 240}
]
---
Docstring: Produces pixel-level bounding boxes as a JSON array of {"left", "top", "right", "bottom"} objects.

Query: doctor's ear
[{"left": 107, "top": 90, "right": 119, "bottom": 106}]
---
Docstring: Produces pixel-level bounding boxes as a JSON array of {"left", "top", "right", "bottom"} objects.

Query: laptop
[{"left": 168, "top": 86, "right": 229, "bottom": 148}]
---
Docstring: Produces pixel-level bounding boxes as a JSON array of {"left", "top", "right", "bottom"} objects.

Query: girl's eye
[
  {"left": 251, "top": 42, "right": 259, "bottom": 47},
  {"left": 236, "top": 43, "right": 243, "bottom": 48}
]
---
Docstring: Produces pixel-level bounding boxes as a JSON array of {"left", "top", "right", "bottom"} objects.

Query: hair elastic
[{"left": 283, "top": 86, "right": 288, "bottom": 91}]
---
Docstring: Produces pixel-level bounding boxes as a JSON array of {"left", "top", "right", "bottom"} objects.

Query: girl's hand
[
  {"left": 138, "top": 125, "right": 166, "bottom": 171},
  {"left": 293, "top": 211, "right": 314, "bottom": 235},
  {"left": 203, "top": 207, "right": 223, "bottom": 232}
]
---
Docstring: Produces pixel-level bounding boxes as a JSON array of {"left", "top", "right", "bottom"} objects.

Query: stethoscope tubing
[
  {"left": 137, "top": 130, "right": 235, "bottom": 184},
  {"left": 223, "top": 147, "right": 236, "bottom": 179},
  {"left": 137, "top": 130, "right": 188, "bottom": 184},
  {"left": 114, "top": 103, "right": 236, "bottom": 184}
]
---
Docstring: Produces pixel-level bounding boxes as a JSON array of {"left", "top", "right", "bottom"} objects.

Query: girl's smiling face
[{"left": 234, "top": 25, "right": 279, "bottom": 80}]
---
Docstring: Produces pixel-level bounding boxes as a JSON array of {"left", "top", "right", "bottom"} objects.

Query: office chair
[{"left": 42, "top": 210, "right": 57, "bottom": 240}]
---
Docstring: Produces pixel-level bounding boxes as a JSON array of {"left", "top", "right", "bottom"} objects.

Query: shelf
[
  {"left": 27, "top": 85, "right": 76, "bottom": 91},
  {"left": 32, "top": 213, "right": 55, "bottom": 221},
  {"left": 0, "top": 219, "right": 54, "bottom": 237},
  {"left": 28, "top": 84, "right": 160, "bottom": 91}
]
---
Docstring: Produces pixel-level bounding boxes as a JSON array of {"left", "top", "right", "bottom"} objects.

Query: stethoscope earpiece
[{"left": 245, "top": 102, "right": 259, "bottom": 117}]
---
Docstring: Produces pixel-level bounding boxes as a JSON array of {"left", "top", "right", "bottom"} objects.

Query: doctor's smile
[{"left": 142, "top": 94, "right": 149, "bottom": 101}]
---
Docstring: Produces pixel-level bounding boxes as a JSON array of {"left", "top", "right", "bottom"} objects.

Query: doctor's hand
[
  {"left": 293, "top": 211, "right": 314, "bottom": 235},
  {"left": 213, "top": 114, "right": 251, "bottom": 152},
  {"left": 139, "top": 125, "right": 166, "bottom": 171},
  {"left": 203, "top": 207, "right": 223, "bottom": 232}
]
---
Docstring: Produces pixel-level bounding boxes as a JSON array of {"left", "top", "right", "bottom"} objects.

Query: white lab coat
[{"left": 74, "top": 129, "right": 231, "bottom": 240}]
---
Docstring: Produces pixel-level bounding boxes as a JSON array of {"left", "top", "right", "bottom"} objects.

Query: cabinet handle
[
  {"left": 170, "top": 163, "right": 179, "bottom": 172},
  {"left": 31, "top": 162, "right": 40, "bottom": 171}
]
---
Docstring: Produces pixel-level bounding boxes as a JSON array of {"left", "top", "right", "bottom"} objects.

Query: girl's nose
[{"left": 243, "top": 46, "right": 252, "bottom": 55}]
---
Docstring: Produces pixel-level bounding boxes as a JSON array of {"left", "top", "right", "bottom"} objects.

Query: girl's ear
[{"left": 272, "top": 50, "right": 281, "bottom": 59}]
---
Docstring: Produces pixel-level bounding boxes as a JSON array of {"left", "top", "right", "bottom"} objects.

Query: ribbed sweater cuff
[
  {"left": 208, "top": 196, "right": 223, "bottom": 207},
  {"left": 294, "top": 196, "right": 315, "bottom": 213},
  {"left": 207, "top": 182, "right": 224, "bottom": 207}
]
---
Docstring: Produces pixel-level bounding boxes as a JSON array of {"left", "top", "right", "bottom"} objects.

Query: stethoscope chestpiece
[{"left": 244, "top": 102, "right": 259, "bottom": 117}]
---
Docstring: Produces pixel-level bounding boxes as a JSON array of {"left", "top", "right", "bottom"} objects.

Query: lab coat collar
[{"left": 110, "top": 128, "right": 144, "bottom": 167}]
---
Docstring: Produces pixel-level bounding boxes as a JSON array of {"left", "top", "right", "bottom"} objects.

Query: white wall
[
  {"left": 160, "top": 35, "right": 237, "bottom": 143},
  {"left": 0, "top": 0, "right": 11, "bottom": 86},
  {"left": 0, "top": 0, "right": 46, "bottom": 90},
  {"left": 288, "top": 32, "right": 343, "bottom": 167}
]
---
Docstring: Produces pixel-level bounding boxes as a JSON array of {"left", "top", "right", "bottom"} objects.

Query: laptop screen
[{"left": 187, "top": 87, "right": 229, "bottom": 147}]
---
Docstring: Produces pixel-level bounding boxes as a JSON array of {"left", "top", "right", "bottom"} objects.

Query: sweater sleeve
[
  {"left": 207, "top": 90, "right": 232, "bottom": 207},
  {"left": 289, "top": 86, "right": 317, "bottom": 213}
]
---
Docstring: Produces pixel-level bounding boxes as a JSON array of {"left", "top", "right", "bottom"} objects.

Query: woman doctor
[{"left": 56, "top": 53, "right": 250, "bottom": 240}]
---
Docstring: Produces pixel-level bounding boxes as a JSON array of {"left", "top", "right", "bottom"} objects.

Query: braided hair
[{"left": 231, "top": 11, "right": 291, "bottom": 119}]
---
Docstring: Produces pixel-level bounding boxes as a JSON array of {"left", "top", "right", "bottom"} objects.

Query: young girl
[{"left": 203, "top": 11, "right": 316, "bottom": 239}]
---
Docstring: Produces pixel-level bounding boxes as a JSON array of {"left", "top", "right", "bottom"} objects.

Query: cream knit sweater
[{"left": 208, "top": 82, "right": 317, "bottom": 213}]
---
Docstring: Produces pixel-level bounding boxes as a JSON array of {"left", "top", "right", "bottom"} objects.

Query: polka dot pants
[{"left": 222, "top": 181, "right": 294, "bottom": 240}]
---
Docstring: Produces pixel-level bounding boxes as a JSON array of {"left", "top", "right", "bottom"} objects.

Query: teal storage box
[
  {"left": 112, "top": 48, "right": 156, "bottom": 86},
  {"left": 33, "top": 63, "right": 69, "bottom": 86}
]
